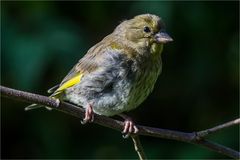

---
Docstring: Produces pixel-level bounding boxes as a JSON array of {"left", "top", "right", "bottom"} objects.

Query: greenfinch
[{"left": 26, "top": 14, "right": 173, "bottom": 135}]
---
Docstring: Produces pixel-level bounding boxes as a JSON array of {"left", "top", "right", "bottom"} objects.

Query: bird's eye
[{"left": 143, "top": 26, "right": 151, "bottom": 33}]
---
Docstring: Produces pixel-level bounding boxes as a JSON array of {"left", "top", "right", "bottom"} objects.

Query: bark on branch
[{"left": 1, "top": 85, "right": 239, "bottom": 159}]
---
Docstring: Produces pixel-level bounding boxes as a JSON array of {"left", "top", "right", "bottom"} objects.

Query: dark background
[{"left": 1, "top": 1, "right": 239, "bottom": 159}]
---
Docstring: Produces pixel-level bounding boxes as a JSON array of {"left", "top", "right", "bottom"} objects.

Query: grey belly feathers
[{"left": 64, "top": 49, "right": 161, "bottom": 116}]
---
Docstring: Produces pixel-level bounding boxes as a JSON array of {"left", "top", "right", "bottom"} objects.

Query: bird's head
[{"left": 113, "top": 14, "right": 173, "bottom": 54}]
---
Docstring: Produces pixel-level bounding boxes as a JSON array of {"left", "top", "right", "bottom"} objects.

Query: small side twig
[
  {"left": 131, "top": 135, "right": 146, "bottom": 160},
  {"left": 197, "top": 118, "right": 240, "bottom": 138}
]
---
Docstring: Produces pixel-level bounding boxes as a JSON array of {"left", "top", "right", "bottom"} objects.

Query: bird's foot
[
  {"left": 120, "top": 114, "right": 139, "bottom": 138},
  {"left": 81, "top": 104, "right": 94, "bottom": 124}
]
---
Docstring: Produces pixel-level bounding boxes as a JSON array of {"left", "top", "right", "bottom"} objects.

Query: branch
[
  {"left": 197, "top": 118, "right": 240, "bottom": 138},
  {"left": 1, "top": 85, "right": 239, "bottom": 159},
  {"left": 131, "top": 135, "right": 146, "bottom": 160}
]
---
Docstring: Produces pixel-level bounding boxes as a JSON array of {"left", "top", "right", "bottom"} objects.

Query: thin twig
[
  {"left": 197, "top": 118, "right": 240, "bottom": 138},
  {"left": 131, "top": 135, "right": 146, "bottom": 160},
  {"left": 1, "top": 85, "right": 239, "bottom": 159}
]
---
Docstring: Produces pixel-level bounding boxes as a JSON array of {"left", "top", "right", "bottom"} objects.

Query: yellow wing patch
[
  {"left": 57, "top": 73, "right": 83, "bottom": 92},
  {"left": 52, "top": 73, "right": 83, "bottom": 97}
]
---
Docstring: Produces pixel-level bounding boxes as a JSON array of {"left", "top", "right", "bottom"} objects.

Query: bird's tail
[
  {"left": 25, "top": 84, "right": 61, "bottom": 111},
  {"left": 25, "top": 104, "right": 52, "bottom": 111}
]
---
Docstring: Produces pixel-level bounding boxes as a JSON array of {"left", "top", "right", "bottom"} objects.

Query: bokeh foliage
[{"left": 1, "top": 1, "right": 239, "bottom": 159}]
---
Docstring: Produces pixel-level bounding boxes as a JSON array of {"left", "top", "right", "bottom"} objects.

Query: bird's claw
[
  {"left": 81, "top": 104, "right": 94, "bottom": 124},
  {"left": 122, "top": 119, "right": 139, "bottom": 138}
]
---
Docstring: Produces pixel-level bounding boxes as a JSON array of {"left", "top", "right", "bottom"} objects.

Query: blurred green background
[{"left": 1, "top": 1, "right": 239, "bottom": 159}]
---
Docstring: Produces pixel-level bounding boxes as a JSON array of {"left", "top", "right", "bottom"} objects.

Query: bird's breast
[{"left": 126, "top": 56, "right": 162, "bottom": 111}]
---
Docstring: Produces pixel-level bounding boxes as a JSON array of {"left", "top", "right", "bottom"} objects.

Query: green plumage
[{"left": 25, "top": 14, "right": 172, "bottom": 117}]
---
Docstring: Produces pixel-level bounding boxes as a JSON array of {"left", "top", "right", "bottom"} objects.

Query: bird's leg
[
  {"left": 81, "top": 104, "right": 94, "bottom": 124},
  {"left": 119, "top": 114, "right": 139, "bottom": 138}
]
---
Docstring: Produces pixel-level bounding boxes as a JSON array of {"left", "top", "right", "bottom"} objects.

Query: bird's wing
[{"left": 50, "top": 42, "right": 106, "bottom": 97}]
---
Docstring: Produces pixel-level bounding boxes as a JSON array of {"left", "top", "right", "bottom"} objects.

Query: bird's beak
[{"left": 154, "top": 32, "right": 173, "bottom": 44}]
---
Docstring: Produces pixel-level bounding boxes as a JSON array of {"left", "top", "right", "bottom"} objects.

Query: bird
[{"left": 25, "top": 14, "right": 173, "bottom": 136}]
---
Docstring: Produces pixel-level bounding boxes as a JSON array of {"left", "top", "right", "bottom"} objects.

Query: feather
[
  {"left": 51, "top": 73, "right": 83, "bottom": 97},
  {"left": 24, "top": 104, "right": 52, "bottom": 111},
  {"left": 47, "top": 84, "right": 60, "bottom": 93}
]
